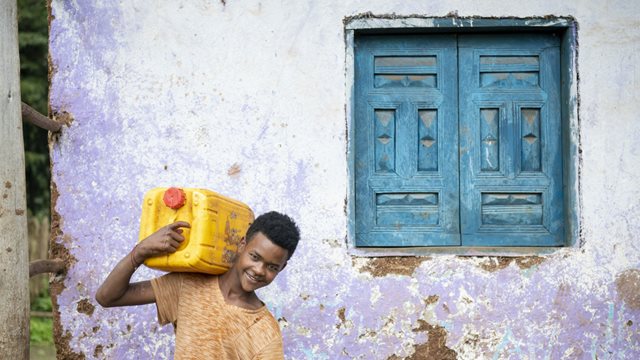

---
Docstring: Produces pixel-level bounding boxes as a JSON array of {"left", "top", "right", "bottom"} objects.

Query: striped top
[{"left": 151, "top": 273, "right": 284, "bottom": 360}]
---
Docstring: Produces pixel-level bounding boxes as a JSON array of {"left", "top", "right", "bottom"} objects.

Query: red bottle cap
[{"left": 163, "top": 187, "right": 186, "bottom": 209}]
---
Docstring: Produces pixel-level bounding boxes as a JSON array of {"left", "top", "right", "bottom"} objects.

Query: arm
[{"left": 95, "top": 221, "right": 190, "bottom": 307}]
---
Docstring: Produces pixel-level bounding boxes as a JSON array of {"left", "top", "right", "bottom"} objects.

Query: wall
[{"left": 48, "top": 0, "right": 640, "bottom": 359}]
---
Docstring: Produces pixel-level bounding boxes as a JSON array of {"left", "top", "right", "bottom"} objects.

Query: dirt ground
[{"left": 30, "top": 343, "right": 56, "bottom": 360}]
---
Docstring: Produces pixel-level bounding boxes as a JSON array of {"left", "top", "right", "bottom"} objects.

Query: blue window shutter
[
  {"left": 354, "top": 35, "right": 460, "bottom": 246},
  {"left": 458, "top": 33, "right": 565, "bottom": 246}
]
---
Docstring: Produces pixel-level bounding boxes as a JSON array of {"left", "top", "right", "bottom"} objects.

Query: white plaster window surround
[{"left": 345, "top": 16, "right": 581, "bottom": 257}]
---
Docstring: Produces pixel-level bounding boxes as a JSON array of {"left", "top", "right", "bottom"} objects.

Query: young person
[{"left": 96, "top": 211, "right": 300, "bottom": 359}]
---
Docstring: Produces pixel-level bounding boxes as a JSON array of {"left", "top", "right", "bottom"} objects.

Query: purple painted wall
[{"left": 48, "top": 1, "right": 640, "bottom": 359}]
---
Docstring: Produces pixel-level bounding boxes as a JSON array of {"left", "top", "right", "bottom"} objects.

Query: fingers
[
  {"left": 166, "top": 238, "right": 182, "bottom": 251},
  {"left": 168, "top": 229, "right": 185, "bottom": 242},
  {"left": 157, "top": 222, "right": 189, "bottom": 241},
  {"left": 142, "top": 222, "right": 190, "bottom": 256},
  {"left": 169, "top": 221, "right": 190, "bottom": 230},
  {"left": 156, "top": 236, "right": 181, "bottom": 252}
]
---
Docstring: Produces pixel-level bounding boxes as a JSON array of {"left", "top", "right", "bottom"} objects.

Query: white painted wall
[{"left": 49, "top": 1, "right": 640, "bottom": 358}]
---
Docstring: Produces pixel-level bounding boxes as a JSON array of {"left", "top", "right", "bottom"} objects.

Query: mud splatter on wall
[{"left": 49, "top": 0, "right": 640, "bottom": 358}]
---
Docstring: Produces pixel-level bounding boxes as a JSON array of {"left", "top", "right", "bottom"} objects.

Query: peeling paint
[
  {"left": 322, "top": 238, "right": 342, "bottom": 248},
  {"left": 52, "top": 110, "right": 73, "bottom": 126},
  {"left": 227, "top": 162, "right": 242, "bottom": 176},
  {"left": 76, "top": 298, "right": 95, "bottom": 316},
  {"left": 615, "top": 269, "right": 640, "bottom": 309},
  {"left": 337, "top": 307, "right": 347, "bottom": 328},
  {"left": 477, "top": 256, "right": 546, "bottom": 272},
  {"left": 93, "top": 344, "right": 103, "bottom": 358},
  {"left": 424, "top": 295, "right": 439, "bottom": 306},
  {"left": 359, "top": 257, "right": 427, "bottom": 277},
  {"left": 399, "top": 319, "right": 456, "bottom": 360},
  {"left": 57, "top": 330, "right": 86, "bottom": 360},
  {"left": 49, "top": 179, "right": 83, "bottom": 359}
]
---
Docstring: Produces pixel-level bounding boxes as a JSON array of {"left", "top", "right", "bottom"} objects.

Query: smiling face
[{"left": 233, "top": 231, "right": 289, "bottom": 293}]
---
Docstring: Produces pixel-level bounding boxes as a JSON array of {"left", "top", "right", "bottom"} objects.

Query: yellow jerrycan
[{"left": 138, "top": 187, "right": 254, "bottom": 274}]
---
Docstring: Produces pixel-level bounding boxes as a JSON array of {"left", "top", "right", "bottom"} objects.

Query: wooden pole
[{"left": 0, "top": 1, "right": 30, "bottom": 359}]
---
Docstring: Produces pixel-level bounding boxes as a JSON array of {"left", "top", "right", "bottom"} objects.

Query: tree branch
[
  {"left": 29, "top": 259, "right": 65, "bottom": 277},
  {"left": 21, "top": 102, "right": 62, "bottom": 132}
]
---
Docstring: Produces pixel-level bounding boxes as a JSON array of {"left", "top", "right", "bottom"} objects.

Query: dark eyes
[{"left": 249, "top": 252, "right": 279, "bottom": 272}]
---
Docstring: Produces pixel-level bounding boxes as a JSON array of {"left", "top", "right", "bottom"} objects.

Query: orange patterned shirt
[{"left": 151, "top": 273, "right": 284, "bottom": 360}]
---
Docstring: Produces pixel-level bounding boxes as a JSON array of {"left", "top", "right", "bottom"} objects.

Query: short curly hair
[{"left": 246, "top": 211, "right": 300, "bottom": 259}]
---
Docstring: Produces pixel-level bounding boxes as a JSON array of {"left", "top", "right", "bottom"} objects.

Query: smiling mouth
[{"left": 245, "top": 272, "right": 262, "bottom": 284}]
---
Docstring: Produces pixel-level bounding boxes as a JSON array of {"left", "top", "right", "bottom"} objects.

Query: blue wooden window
[{"left": 354, "top": 33, "right": 564, "bottom": 247}]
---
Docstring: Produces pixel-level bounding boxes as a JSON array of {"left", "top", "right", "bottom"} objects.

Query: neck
[{"left": 218, "top": 269, "right": 254, "bottom": 302}]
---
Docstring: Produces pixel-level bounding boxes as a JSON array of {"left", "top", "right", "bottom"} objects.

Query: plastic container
[{"left": 138, "top": 187, "right": 254, "bottom": 274}]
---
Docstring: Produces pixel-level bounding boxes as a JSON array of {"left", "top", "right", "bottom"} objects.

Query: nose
[{"left": 253, "top": 262, "right": 266, "bottom": 277}]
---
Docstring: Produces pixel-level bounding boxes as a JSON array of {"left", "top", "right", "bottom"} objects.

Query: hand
[{"left": 135, "top": 221, "right": 191, "bottom": 263}]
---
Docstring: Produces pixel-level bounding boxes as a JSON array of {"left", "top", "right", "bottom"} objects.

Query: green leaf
[{"left": 30, "top": 317, "right": 53, "bottom": 344}]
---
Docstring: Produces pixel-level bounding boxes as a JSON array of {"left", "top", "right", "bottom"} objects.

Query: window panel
[
  {"left": 354, "top": 32, "right": 565, "bottom": 248},
  {"left": 481, "top": 193, "right": 543, "bottom": 225},
  {"left": 376, "top": 193, "right": 440, "bottom": 226},
  {"left": 521, "top": 108, "right": 542, "bottom": 172},
  {"left": 459, "top": 33, "right": 563, "bottom": 246},
  {"left": 480, "top": 108, "right": 500, "bottom": 172},
  {"left": 417, "top": 110, "right": 438, "bottom": 171},
  {"left": 479, "top": 55, "right": 540, "bottom": 88},
  {"left": 374, "top": 110, "right": 396, "bottom": 173},
  {"left": 374, "top": 56, "right": 438, "bottom": 88}
]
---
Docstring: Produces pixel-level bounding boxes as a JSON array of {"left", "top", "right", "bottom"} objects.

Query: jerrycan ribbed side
[{"left": 138, "top": 187, "right": 254, "bottom": 274}]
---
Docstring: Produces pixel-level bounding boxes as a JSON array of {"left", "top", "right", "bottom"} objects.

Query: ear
[{"left": 237, "top": 237, "right": 247, "bottom": 253}]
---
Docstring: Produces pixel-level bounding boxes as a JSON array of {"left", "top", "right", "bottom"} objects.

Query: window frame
[{"left": 345, "top": 17, "right": 581, "bottom": 256}]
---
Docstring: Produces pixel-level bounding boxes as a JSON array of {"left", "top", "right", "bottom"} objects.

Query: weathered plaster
[{"left": 49, "top": 0, "right": 640, "bottom": 359}]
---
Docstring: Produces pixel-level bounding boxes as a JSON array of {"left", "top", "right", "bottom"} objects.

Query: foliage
[
  {"left": 18, "top": 0, "right": 50, "bottom": 218},
  {"left": 31, "top": 290, "right": 52, "bottom": 312},
  {"left": 30, "top": 290, "right": 53, "bottom": 344},
  {"left": 30, "top": 317, "right": 53, "bottom": 344}
]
